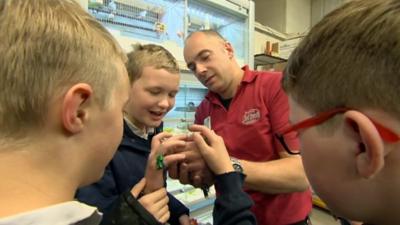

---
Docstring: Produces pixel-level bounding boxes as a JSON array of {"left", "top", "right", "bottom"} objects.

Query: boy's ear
[
  {"left": 62, "top": 83, "right": 93, "bottom": 134},
  {"left": 344, "top": 110, "right": 385, "bottom": 179}
]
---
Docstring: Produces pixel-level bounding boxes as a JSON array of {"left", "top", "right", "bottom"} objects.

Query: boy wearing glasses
[{"left": 281, "top": 0, "right": 400, "bottom": 224}]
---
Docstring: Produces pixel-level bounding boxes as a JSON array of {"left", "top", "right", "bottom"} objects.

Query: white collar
[
  {"left": 124, "top": 117, "right": 155, "bottom": 140},
  {"left": 0, "top": 201, "right": 102, "bottom": 225}
]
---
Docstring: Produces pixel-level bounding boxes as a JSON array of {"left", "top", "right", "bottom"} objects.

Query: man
[
  {"left": 178, "top": 30, "right": 311, "bottom": 225},
  {"left": 281, "top": 0, "right": 400, "bottom": 224}
]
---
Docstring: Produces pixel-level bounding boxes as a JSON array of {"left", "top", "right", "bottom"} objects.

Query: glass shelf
[
  {"left": 88, "top": 0, "right": 185, "bottom": 46},
  {"left": 163, "top": 85, "right": 207, "bottom": 134},
  {"left": 254, "top": 53, "right": 287, "bottom": 67}
]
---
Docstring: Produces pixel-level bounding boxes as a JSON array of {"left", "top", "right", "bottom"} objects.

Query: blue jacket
[{"left": 76, "top": 120, "right": 189, "bottom": 225}]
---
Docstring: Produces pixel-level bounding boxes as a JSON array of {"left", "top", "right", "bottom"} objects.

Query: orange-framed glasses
[{"left": 275, "top": 108, "right": 400, "bottom": 155}]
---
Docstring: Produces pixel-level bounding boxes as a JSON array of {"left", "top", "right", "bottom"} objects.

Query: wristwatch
[{"left": 230, "top": 157, "right": 244, "bottom": 174}]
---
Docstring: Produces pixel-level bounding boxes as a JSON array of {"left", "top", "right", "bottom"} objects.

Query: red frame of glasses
[{"left": 275, "top": 107, "right": 400, "bottom": 155}]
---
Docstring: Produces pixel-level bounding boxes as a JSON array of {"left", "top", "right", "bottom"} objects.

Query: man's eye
[{"left": 200, "top": 54, "right": 209, "bottom": 61}]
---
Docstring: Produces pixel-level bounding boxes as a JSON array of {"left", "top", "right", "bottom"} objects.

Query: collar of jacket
[{"left": 119, "top": 120, "right": 163, "bottom": 153}]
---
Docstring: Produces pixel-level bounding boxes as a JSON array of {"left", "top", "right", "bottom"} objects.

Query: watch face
[
  {"left": 233, "top": 163, "right": 243, "bottom": 173},
  {"left": 230, "top": 157, "right": 243, "bottom": 173}
]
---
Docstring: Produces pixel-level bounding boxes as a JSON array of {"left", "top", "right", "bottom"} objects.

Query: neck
[
  {"left": 124, "top": 114, "right": 147, "bottom": 133},
  {"left": 219, "top": 66, "right": 244, "bottom": 99},
  {"left": 0, "top": 147, "right": 77, "bottom": 217}
]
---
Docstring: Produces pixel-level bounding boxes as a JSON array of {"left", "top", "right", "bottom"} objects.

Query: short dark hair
[
  {"left": 283, "top": 0, "right": 400, "bottom": 120},
  {"left": 185, "top": 29, "right": 226, "bottom": 42}
]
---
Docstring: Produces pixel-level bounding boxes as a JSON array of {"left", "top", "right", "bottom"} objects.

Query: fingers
[
  {"left": 151, "top": 132, "right": 173, "bottom": 149},
  {"left": 138, "top": 188, "right": 170, "bottom": 223},
  {"left": 145, "top": 153, "right": 185, "bottom": 192},
  {"left": 191, "top": 132, "right": 212, "bottom": 157},
  {"left": 158, "top": 209, "right": 170, "bottom": 224},
  {"left": 158, "top": 139, "right": 187, "bottom": 155},
  {"left": 178, "top": 163, "right": 190, "bottom": 184},
  {"left": 182, "top": 148, "right": 202, "bottom": 161},
  {"left": 163, "top": 153, "right": 186, "bottom": 167},
  {"left": 179, "top": 215, "right": 191, "bottom": 225},
  {"left": 184, "top": 159, "right": 206, "bottom": 171},
  {"left": 189, "top": 124, "right": 218, "bottom": 145},
  {"left": 144, "top": 187, "right": 168, "bottom": 202},
  {"left": 174, "top": 141, "right": 197, "bottom": 154},
  {"left": 191, "top": 170, "right": 203, "bottom": 187},
  {"left": 167, "top": 162, "right": 179, "bottom": 179},
  {"left": 153, "top": 195, "right": 169, "bottom": 218},
  {"left": 190, "top": 127, "right": 233, "bottom": 175},
  {"left": 152, "top": 133, "right": 188, "bottom": 156},
  {"left": 130, "top": 178, "right": 146, "bottom": 198}
]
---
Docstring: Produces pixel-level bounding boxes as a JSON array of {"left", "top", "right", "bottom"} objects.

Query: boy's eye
[
  {"left": 148, "top": 90, "right": 161, "bottom": 95},
  {"left": 169, "top": 92, "right": 177, "bottom": 98}
]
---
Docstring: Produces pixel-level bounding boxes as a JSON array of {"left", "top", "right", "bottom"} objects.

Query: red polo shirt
[{"left": 195, "top": 66, "right": 312, "bottom": 225}]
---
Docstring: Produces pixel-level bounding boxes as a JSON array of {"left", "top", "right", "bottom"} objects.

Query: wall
[
  {"left": 254, "top": 0, "right": 311, "bottom": 35},
  {"left": 254, "top": 0, "right": 286, "bottom": 33},
  {"left": 311, "top": 0, "right": 346, "bottom": 26},
  {"left": 254, "top": 24, "right": 284, "bottom": 55},
  {"left": 286, "top": 0, "right": 311, "bottom": 35},
  {"left": 106, "top": 29, "right": 187, "bottom": 68},
  {"left": 253, "top": 0, "right": 310, "bottom": 61}
]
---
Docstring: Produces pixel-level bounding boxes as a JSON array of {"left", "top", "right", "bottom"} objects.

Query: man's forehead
[
  {"left": 187, "top": 32, "right": 222, "bottom": 44},
  {"left": 184, "top": 39, "right": 207, "bottom": 57}
]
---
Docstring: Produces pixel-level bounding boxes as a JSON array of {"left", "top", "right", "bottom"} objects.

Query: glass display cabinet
[
  {"left": 187, "top": 0, "right": 251, "bottom": 62},
  {"left": 86, "top": 0, "right": 254, "bottom": 65},
  {"left": 163, "top": 81, "right": 208, "bottom": 134},
  {"left": 88, "top": 0, "right": 186, "bottom": 46}
]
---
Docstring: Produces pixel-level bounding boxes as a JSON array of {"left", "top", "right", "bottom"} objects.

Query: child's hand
[
  {"left": 188, "top": 124, "right": 234, "bottom": 175},
  {"left": 179, "top": 214, "right": 190, "bottom": 225},
  {"left": 131, "top": 179, "right": 170, "bottom": 223},
  {"left": 168, "top": 140, "right": 214, "bottom": 187},
  {"left": 145, "top": 132, "right": 186, "bottom": 192}
]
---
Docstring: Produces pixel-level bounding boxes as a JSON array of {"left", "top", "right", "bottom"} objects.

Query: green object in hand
[{"left": 156, "top": 154, "right": 165, "bottom": 170}]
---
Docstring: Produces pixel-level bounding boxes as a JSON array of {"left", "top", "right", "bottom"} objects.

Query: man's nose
[{"left": 195, "top": 63, "right": 207, "bottom": 76}]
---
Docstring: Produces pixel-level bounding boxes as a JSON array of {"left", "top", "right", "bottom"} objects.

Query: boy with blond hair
[
  {"left": 0, "top": 0, "right": 183, "bottom": 224},
  {"left": 77, "top": 44, "right": 190, "bottom": 225}
]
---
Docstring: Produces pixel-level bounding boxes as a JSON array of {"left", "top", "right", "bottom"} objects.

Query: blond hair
[
  {"left": 125, "top": 44, "right": 179, "bottom": 83},
  {"left": 283, "top": 0, "right": 400, "bottom": 121},
  {"left": 0, "top": 0, "right": 126, "bottom": 138}
]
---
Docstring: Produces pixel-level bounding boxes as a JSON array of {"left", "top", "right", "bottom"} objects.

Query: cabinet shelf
[{"left": 254, "top": 53, "right": 287, "bottom": 68}]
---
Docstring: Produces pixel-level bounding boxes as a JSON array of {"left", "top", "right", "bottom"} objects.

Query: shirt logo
[{"left": 242, "top": 108, "right": 260, "bottom": 125}]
